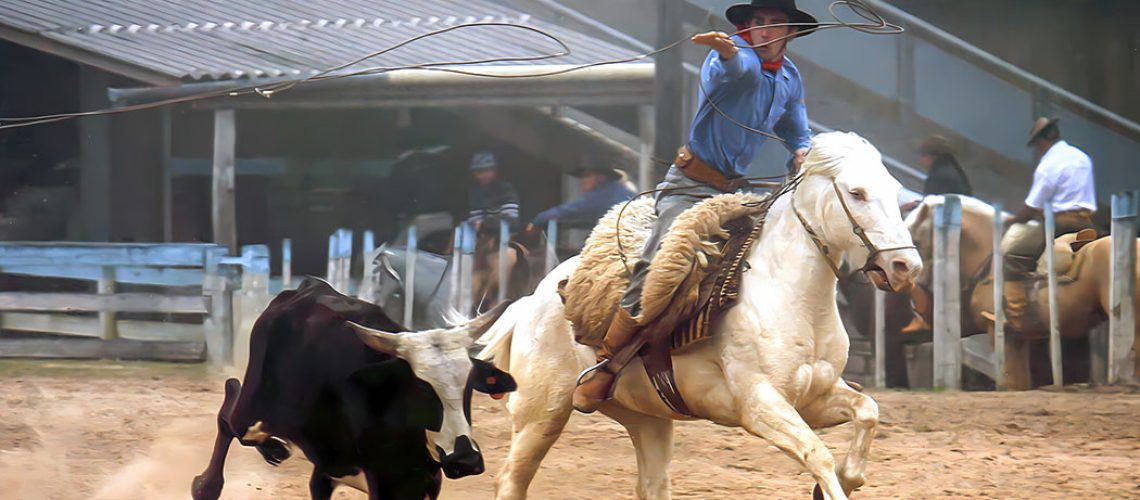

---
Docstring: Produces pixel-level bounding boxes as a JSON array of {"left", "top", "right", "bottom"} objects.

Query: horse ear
[
  {"left": 348, "top": 322, "right": 403, "bottom": 356},
  {"left": 452, "top": 300, "right": 513, "bottom": 341}
]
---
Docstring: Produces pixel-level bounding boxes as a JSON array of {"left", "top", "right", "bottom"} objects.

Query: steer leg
[
  {"left": 800, "top": 379, "right": 879, "bottom": 497},
  {"left": 191, "top": 378, "right": 242, "bottom": 500},
  {"left": 739, "top": 381, "right": 847, "bottom": 500},
  {"left": 309, "top": 465, "right": 335, "bottom": 500}
]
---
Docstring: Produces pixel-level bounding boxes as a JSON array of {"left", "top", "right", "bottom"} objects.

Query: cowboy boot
[
  {"left": 1003, "top": 278, "right": 1034, "bottom": 336},
  {"left": 572, "top": 308, "right": 641, "bottom": 414},
  {"left": 901, "top": 286, "right": 933, "bottom": 334}
]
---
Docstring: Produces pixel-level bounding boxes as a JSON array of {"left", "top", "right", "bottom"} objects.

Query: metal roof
[{"left": 0, "top": 0, "right": 647, "bottom": 84}]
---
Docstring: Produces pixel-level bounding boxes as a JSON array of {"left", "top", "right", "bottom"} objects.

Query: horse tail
[{"left": 474, "top": 295, "right": 533, "bottom": 371}]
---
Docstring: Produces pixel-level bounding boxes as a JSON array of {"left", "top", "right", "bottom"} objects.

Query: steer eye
[{"left": 849, "top": 188, "right": 867, "bottom": 202}]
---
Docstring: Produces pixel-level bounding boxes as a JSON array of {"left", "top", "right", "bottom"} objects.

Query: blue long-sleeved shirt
[
  {"left": 688, "top": 36, "right": 812, "bottom": 178},
  {"left": 531, "top": 179, "right": 637, "bottom": 229}
]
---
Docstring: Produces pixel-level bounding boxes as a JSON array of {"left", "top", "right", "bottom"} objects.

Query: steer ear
[
  {"left": 453, "top": 300, "right": 513, "bottom": 341},
  {"left": 348, "top": 322, "right": 403, "bottom": 356}
]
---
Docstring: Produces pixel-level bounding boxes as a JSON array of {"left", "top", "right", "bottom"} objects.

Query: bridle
[{"left": 792, "top": 179, "right": 917, "bottom": 280}]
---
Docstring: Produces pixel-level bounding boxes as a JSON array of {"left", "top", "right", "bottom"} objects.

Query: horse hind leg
[
  {"left": 191, "top": 378, "right": 242, "bottom": 500},
  {"left": 739, "top": 381, "right": 847, "bottom": 500},
  {"left": 800, "top": 379, "right": 879, "bottom": 497}
]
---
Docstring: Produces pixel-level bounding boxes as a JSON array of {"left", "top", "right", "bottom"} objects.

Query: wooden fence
[
  {"left": 324, "top": 219, "right": 562, "bottom": 328},
  {"left": 872, "top": 191, "right": 1138, "bottom": 390}
]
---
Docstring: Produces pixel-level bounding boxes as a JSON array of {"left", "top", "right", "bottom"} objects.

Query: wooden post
[
  {"left": 98, "top": 266, "right": 117, "bottom": 340},
  {"left": 653, "top": 0, "right": 684, "bottom": 169},
  {"left": 212, "top": 109, "right": 237, "bottom": 254},
  {"left": 932, "top": 196, "right": 962, "bottom": 390},
  {"left": 204, "top": 247, "right": 234, "bottom": 366},
  {"left": 161, "top": 107, "right": 174, "bottom": 243},
  {"left": 545, "top": 219, "right": 559, "bottom": 274},
  {"left": 327, "top": 232, "right": 337, "bottom": 290},
  {"left": 358, "top": 230, "right": 376, "bottom": 302},
  {"left": 638, "top": 105, "right": 656, "bottom": 192},
  {"left": 281, "top": 238, "right": 292, "bottom": 290},
  {"left": 78, "top": 66, "right": 111, "bottom": 242},
  {"left": 404, "top": 225, "right": 417, "bottom": 328},
  {"left": 450, "top": 226, "right": 462, "bottom": 312},
  {"left": 1044, "top": 202, "right": 1063, "bottom": 386},
  {"left": 459, "top": 222, "right": 475, "bottom": 316},
  {"left": 1110, "top": 191, "right": 1138, "bottom": 384},
  {"left": 498, "top": 219, "right": 509, "bottom": 304},
  {"left": 873, "top": 288, "right": 886, "bottom": 389},
  {"left": 992, "top": 202, "right": 1007, "bottom": 389},
  {"left": 338, "top": 229, "right": 353, "bottom": 295}
]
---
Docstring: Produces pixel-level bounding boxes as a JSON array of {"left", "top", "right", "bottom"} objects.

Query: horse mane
[{"left": 800, "top": 131, "right": 881, "bottom": 179}]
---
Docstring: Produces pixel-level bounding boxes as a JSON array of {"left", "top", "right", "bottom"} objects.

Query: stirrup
[{"left": 576, "top": 359, "right": 611, "bottom": 385}]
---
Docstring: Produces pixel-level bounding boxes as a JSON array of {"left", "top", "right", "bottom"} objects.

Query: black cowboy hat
[{"left": 726, "top": 0, "right": 818, "bottom": 37}]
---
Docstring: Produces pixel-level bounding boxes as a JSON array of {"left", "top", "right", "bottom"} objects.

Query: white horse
[{"left": 477, "top": 132, "right": 922, "bottom": 500}]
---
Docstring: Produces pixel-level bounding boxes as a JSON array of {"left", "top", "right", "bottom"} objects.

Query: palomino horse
[
  {"left": 905, "top": 195, "right": 1140, "bottom": 389},
  {"left": 476, "top": 132, "right": 921, "bottom": 500}
]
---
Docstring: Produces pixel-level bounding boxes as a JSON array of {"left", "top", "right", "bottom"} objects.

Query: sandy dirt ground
[{"left": 0, "top": 360, "right": 1138, "bottom": 500}]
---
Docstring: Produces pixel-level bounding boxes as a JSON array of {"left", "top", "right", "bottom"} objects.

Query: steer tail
[{"left": 474, "top": 295, "right": 532, "bottom": 371}]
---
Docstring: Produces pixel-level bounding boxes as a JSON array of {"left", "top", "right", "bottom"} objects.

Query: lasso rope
[{"left": 0, "top": 0, "right": 902, "bottom": 133}]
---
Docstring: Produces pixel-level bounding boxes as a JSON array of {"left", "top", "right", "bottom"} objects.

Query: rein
[{"left": 791, "top": 180, "right": 917, "bottom": 280}]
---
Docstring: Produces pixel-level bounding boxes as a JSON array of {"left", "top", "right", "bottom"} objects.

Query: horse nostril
[{"left": 891, "top": 259, "right": 912, "bottom": 276}]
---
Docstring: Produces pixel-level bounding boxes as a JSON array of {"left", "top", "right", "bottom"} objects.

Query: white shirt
[{"left": 1024, "top": 140, "right": 1097, "bottom": 212}]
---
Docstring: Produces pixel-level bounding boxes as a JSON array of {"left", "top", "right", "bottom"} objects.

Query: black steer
[{"left": 191, "top": 277, "right": 515, "bottom": 500}]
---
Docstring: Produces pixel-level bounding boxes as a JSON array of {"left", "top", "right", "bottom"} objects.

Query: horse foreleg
[
  {"left": 604, "top": 405, "right": 674, "bottom": 500},
  {"left": 191, "top": 378, "right": 242, "bottom": 500},
  {"left": 800, "top": 379, "right": 879, "bottom": 496},
  {"left": 495, "top": 406, "right": 571, "bottom": 500},
  {"left": 740, "top": 382, "right": 846, "bottom": 500},
  {"left": 495, "top": 368, "right": 575, "bottom": 499}
]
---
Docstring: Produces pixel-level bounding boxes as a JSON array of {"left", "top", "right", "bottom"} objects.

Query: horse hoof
[
  {"left": 191, "top": 474, "right": 222, "bottom": 500},
  {"left": 812, "top": 484, "right": 824, "bottom": 500},
  {"left": 257, "top": 436, "right": 291, "bottom": 466}
]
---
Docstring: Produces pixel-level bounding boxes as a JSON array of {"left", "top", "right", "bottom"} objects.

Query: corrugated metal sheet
[{"left": 0, "top": 0, "right": 646, "bottom": 82}]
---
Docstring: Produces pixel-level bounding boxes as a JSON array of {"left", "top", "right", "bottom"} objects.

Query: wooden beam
[
  {"left": 1044, "top": 202, "right": 1063, "bottom": 386},
  {"left": 0, "top": 243, "right": 219, "bottom": 267},
  {"left": 991, "top": 202, "right": 1007, "bottom": 389},
  {"left": 0, "top": 292, "right": 208, "bottom": 314},
  {"left": 0, "top": 337, "right": 205, "bottom": 362},
  {"left": 79, "top": 65, "right": 111, "bottom": 242},
  {"left": 638, "top": 105, "right": 656, "bottom": 192},
  {"left": 212, "top": 109, "right": 238, "bottom": 254},
  {"left": 1110, "top": 191, "right": 1138, "bottom": 384},
  {"left": 0, "top": 265, "right": 204, "bottom": 287},
  {"left": 162, "top": 107, "right": 174, "bottom": 242},
  {"left": 932, "top": 196, "right": 963, "bottom": 390},
  {"left": 1, "top": 313, "right": 204, "bottom": 342},
  {"left": 654, "top": 0, "right": 685, "bottom": 165}
]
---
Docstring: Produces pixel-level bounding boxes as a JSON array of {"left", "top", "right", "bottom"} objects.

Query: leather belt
[{"left": 674, "top": 146, "right": 749, "bottom": 193}]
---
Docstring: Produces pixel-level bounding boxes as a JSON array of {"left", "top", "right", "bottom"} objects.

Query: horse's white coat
[{"left": 477, "top": 132, "right": 921, "bottom": 500}]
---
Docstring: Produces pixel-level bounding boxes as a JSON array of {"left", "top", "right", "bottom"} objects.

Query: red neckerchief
[
  {"left": 761, "top": 56, "right": 784, "bottom": 74},
  {"left": 734, "top": 23, "right": 783, "bottom": 74}
]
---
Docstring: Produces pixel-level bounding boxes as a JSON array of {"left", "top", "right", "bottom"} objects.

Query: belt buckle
[{"left": 675, "top": 147, "right": 693, "bottom": 168}]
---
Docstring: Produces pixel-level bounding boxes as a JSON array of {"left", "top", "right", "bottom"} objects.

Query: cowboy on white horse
[{"left": 573, "top": 0, "right": 818, "bottom": 413}]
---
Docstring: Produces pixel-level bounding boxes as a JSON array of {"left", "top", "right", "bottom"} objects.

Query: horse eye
[{"left": 849, "top": 189, "right": 867, "bottom": 201}]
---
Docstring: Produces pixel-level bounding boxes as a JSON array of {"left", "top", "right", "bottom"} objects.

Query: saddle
[{"left": 560, "top": 192, "right": 775, "bottom": 415}]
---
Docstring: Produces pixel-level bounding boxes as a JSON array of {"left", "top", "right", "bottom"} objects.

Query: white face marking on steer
[{"left": 348, "top": 309, "right": 502, "bottom": 460}]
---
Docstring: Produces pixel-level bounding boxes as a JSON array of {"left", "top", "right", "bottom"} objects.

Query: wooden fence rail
[{"left": 0, "top": 243, "right": 241, "bottom": 364}]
